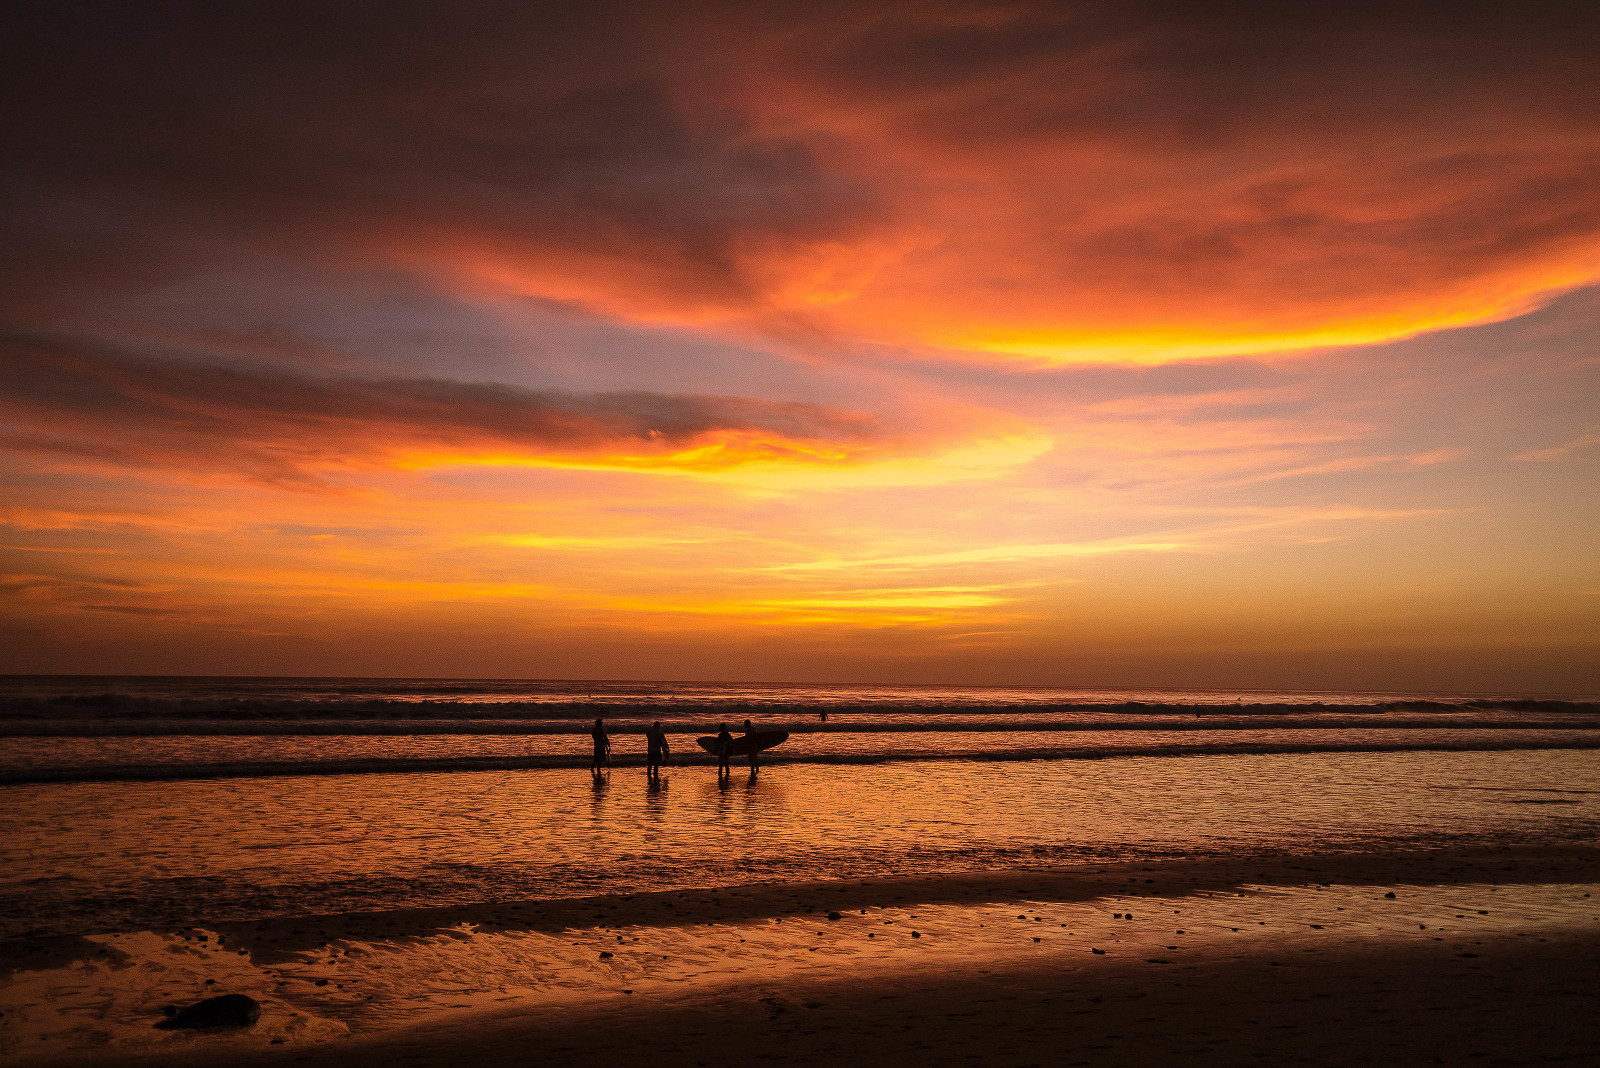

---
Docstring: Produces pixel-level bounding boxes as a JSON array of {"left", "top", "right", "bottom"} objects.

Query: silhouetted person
[
  {"left": 590, "top": 717, "right": 610, "bottom": 774},
  {"left": 715, "top": 722, "right": 734, "bottom": 780},
  {"left": 820, "top": 710, "right": 828, "bottom": 722},
  {"left": 645, "top": 720, "right": 670, "bottom": 777},
  {"left": 742, "top": 718, "right": 760, "bottom": 773}
]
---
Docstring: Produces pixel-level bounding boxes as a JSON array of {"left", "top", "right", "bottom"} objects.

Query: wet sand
[
  {"left": 8, "top": 844, "right": 1600, "bottom": 1066},
  {"left": 218, "top": 932, "right": 1600, "bottom": 1067}
]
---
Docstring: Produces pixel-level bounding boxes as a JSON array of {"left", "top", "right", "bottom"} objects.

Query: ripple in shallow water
[{"left": 1, "top": 748, "right": 1597, "bottom": 940}]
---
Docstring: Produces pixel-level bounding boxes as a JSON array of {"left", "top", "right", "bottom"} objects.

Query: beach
[
  {"left": 296, "top": 930, "right": 1600, "bottom": 1068},
  {"left": 3, "top": 680, "right": 1599, "bottom": 1065},
  {"left": 7, "top": 846, "right": 1600, "bottom": 1066}
]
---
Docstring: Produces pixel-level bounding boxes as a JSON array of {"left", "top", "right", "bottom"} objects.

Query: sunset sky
[{"left": 2, "top": 1, "right": 1598, "bottom": 690}]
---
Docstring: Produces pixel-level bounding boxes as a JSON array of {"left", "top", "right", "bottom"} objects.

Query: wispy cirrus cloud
[
  {"left": 760, "top": 505, "right": 1449, "bottom": 577},
  {"left": 0, "top": 332, "right": 1040, "bottom": 486},
  {"left": 1516, "top": 429, "right": 1600, "bottom": 462}
]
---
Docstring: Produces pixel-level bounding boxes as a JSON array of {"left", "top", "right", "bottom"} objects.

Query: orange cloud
[
  {"left": 8, "top": 4, "right": 1599, "bottom": 365},
  {"left": 407, "top": 5, "right": 1600, "bottom": 362},
  {"left": 0, "top": 332, "right": 1041, "bottom": 488}
]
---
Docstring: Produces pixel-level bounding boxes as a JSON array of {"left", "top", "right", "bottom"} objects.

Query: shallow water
[
  {"left": 11, "top": 675, "right": 1583, "bottom": 708},
  {"left": 6, "top": 681, "right": 1599, "bottom": 1063},
  {"left": 5, "top": 725, "right": 1600, "bottom": 780},
  {"left": 3, "top": 749, "right": 1598, "bottom": 941}
]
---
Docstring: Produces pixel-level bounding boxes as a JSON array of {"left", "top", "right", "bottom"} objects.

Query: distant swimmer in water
[
  {"left": 590, "top": 718, "right": 610, "bottom": 775},
  {"left": 742, "top": 718, "right": 761, "bottom": 774},
  {"left": 715, "top": 722, "right": 734, "bottom": 780},
  {"left": 645, "top": 720, "right": 670, "bottom": 778}
]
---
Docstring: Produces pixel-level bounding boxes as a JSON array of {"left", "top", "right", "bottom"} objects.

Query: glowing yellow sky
[{"left": 2, "top": 2, "right": 1598, "bottom": 689}]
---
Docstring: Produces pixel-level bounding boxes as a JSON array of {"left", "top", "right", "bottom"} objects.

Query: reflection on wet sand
[
  {"left": 3, "top": 750, "right": 1599, "bottom": 944},
  {"left": 4, "top": 746, "right": 1599, "bottom": 1065}
]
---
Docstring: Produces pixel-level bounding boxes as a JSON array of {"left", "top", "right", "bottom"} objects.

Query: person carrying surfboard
[
  {"left": 590, "top": 717, "right": 610, "bottom": 774},
  {"left": 695, "top": 724, "right": 788, "bottom": 773},
  {"left": 645, "top": 720, "right": 669, "bottom": 778},
  {"left": 742, "top": 718, "right": 762, "bottom": 773}
]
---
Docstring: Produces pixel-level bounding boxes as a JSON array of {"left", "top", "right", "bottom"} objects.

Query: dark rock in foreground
[{"left": 154, "top": 993, "right": 261, "bottom": 1029}]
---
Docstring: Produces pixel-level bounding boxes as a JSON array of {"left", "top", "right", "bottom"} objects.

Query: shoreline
[
  {"left": 206, "top": 841, "right": 1600, "bottom": 958},
  {"left": 7, "top": 842, "right": 1600, "bottom": 965}
]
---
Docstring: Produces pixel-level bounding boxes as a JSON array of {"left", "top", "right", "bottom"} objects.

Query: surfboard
[{"left": 696, "top": 730, "right": 789, "bottom": 756}]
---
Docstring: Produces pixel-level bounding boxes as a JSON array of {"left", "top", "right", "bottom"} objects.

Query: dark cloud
[
  {"left": 0, "top": 1, "right": 878, "bottom": 318},
  {"left": 2, "top": 0, "right": 1598, "bottom": 354},
  {"left": 810, "top": 2, "right": 1600, "bottom": 133},
  {"left": 0, "top": 332, "right": 885, "bottom": 481}
]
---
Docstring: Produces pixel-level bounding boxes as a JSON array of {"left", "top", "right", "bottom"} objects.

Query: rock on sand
[{"left": 154, "top": 993, "right": 262, "bottom": 1030}]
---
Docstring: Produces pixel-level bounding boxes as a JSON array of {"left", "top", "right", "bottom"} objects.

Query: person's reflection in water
[
  {"left": 742, "top": 718, "right": 760, "bottom": 775},
  {"left": 645, "top": 720, "right": 670, "bottom": 779},
  {"left": 715, "top": 722, "right": 734, "bottom": 782},
  {"left": 590, "top": 717, "right": 610, "bottom": 778}
]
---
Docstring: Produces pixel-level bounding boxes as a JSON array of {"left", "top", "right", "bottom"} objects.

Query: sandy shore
[
  {"left": 217, "top": 931, "right": 1600, "bottom": 1067},
  {"left": 8, "top": 845, "right": 1600, "bottom": 1067}
]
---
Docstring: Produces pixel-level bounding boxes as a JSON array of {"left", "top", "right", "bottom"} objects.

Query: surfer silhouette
[
  {"left": 714, "top": 722, "right": 734, "bottom": 779},
  {"left": 590, "top": 718, "right": 610, "bottom": 775},
  {"left": 742, "top": 718, "right": 761, "bottom": 773},
  {"left": 695, "top": 722, "right": 788, "bottom": 775},
  {"left": 645, "top": 720, "right": 670, "bottom": 777}
]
